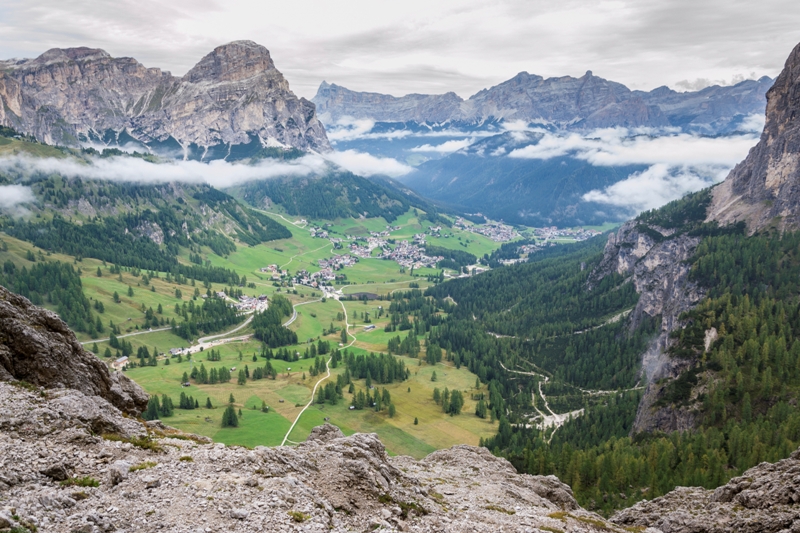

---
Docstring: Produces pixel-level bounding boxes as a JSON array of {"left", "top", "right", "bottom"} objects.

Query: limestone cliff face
[
  {"left": 313, "top": 71, "right": 771, "bottom": 132},
  {"left": 589, "top": 221, "right": 705, "bottom": 433},
  {"left": 0, "top": 284, "right": 148, "bottom": 416},
  {"left": 708, "top": 41, "right": 800, "bottom": 231},
  {"left": 582, "top": 43, "right": 800, "bottom": 433},
  {"left": 0, "top": 41, "right": 330, "bottom": 154}
]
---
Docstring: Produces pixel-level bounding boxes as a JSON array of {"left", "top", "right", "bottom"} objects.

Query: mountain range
[
  {"left": 313, "top": 72, "right": 773, "bottom": 134},
  {"left": 0, "top": 41, "right": 330, "bottom": 158}
]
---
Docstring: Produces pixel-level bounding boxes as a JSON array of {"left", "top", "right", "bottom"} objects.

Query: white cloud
[
  {"left": 582, "top": 164, "right": 726, "bottom": 215},
  {"left": 740, "top": 113, "right": 766, "bottom": 133},
  {"left": 509, "top": 129, "right": 758, "bottom": 167},
  {"left": 0, "top": 154, "right": 328, "bottom": 189},
  {"left": 0, "top": 146, "right": 412, "bottom": 192},
  {"left": 325, "top": 117, "right": 378, "bottom": 142},
  {"left": 323, "top": 150, "right": 413, "bottom": 177},
  {"left": 675, "top": 72, "right": 760, "bottom": 91},
  {"left": 504, "top": 127, "right": 760, "bottom": 216},
  {"left": 0, "top": 184, "right": 35, "bottom": 210},
  {"left": 409, "top": 139, "right": 473, "bottom": 153}
]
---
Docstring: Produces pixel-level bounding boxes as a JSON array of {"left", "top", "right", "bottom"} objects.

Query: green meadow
[{"left": 0, "top": 208, "right": 516, "bottom": 458}]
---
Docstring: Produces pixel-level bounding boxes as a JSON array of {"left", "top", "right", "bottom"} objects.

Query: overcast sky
[{"left": 1, "top": 0, "right": 799, "bottom": 100}]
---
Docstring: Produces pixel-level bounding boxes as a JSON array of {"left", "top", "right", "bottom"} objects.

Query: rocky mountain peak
[
  {"left": 708, "top": 41, "right": 800, "bottom": 232},
  {"left": 23, "top": 47, "right": 112, "bottom": 68},
  {"left": 0, "top": 41, "right": 330, "bottom": 153},
  {"left": 184, "top": 40, "right": 276, "bottom": 84}
]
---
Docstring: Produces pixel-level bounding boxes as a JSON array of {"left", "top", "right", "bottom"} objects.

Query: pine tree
[
  {"left": 414, "top": 417, "right": 419, "bottom": 425},
  {"left": 476, "top": 399, "right": 487, "bottom": 419},
  {"left": 206, "top": 397, "right": 213, "bottom": 409},
  {"left": 143, "top": 396, "right": 161, "bottom": 421},
  {"left": 221, "top": 405, "right": 239, "bottom": 427},
  {"left": 91, "top": 342, "right": 99, "bottom": 354},
  {"left": 160, "top": 395, "right": 174, "bottom": 417},
  {"left": 431, "top": 371, "right": 438, "bottom": 382},
  {"left": 229, "top": 393, "right": 235, "bottom": 404},
  {"left": 238, "top": 369, "right": 247, "bottom": 385},
  {"left": 388, "top": 403, "right": 396, "bottom": 418}
]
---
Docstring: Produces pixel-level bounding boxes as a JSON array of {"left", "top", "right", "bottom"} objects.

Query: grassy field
[
  {"left": 285, "top": 355, "right": 496, "bottom": 458},
  {"left": 0, "top": 136, "right": 68, "bottom": 158},
  {"left": 0, "top": 208, "right": 512, "bottom": 458}
]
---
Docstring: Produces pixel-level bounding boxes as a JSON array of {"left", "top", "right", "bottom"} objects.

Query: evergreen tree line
[
  {"left": 0, "top": 260, "right": 96, "bottom": 334},
  {"left": 343, "top": 351, "right": 410, "bottom": 384},
  {"left": 171, "top": 296, "right": 241, "bottom": 340}
]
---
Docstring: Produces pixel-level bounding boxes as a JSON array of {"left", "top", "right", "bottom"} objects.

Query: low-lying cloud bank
[
  {"left": 0, "top": 154, "right": 326, "bottom": 189},
  {"left": 508, "top": 128, "right": 758, "bottom": 167},
  {"left": 410, "top": 139, "right": 474, "bottom": 153},
  {"left": 0, "top": 148, "right": 413, "bottom": 195},
  {"left": 323, "top": 150, "right": 413, "bottom": 177},
  {"left": 504, "top": 127, "right": 760, "bottom": 216},
  {"left": 0, "top": 184, "right": 35, "bottom": 211},
  {"left": 582, "top": 164, "right": 728, "bottom": 214}
]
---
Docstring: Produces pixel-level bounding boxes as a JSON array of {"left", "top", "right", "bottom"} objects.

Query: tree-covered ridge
[
  {"left": 1, "top": 176, "right": 290, "bottom": 269},
  {"left": 0, "top": 260, "right": 96, "bottom": 334},
  {"left": 426, "top": 237, "right": 637, "bottom": 337},
  {"left": 635, "top": 187, "right": 745, "bottom": 239},
  {"left": 238, "top": 172, "right": 412, "bottom": 222},
  {"left": 2, "top": 215, "right": 243, "bottom": 285},
  {"left": 191, "top": 188, "right": 291, "bottom": 244}
]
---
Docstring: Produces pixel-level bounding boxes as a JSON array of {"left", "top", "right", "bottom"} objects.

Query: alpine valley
[{"left": 0, "top": 36, "right": 799, "bottom": 533}]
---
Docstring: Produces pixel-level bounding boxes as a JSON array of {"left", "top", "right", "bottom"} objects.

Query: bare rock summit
[{"left": 0, "top": 41, "right": 330, "bottom": 155}]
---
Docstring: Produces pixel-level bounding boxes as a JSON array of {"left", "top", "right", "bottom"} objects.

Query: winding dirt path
[{"left": 280, "top": 296, "right": 356, "bottom": 446}]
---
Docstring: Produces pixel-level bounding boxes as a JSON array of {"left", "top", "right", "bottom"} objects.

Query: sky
[{"left": 1, "top": 0, "right": 799, "bottom": 99}]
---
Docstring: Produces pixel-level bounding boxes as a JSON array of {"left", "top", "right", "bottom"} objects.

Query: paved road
[
  {"left": 197, "top": 314, "right": 255, "bottom": 344},
  {"left": 80, "top": 326, "right": 172, "bottom": 346}
]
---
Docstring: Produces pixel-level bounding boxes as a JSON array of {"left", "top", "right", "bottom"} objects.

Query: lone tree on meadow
[{"left": 221, "top": 405, "right": 239, "bottom": 428}]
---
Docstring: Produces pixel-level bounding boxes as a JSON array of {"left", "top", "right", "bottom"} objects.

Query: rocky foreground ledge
[
  {"left": 0, "top": 382, "right": 615, "bottom": 533},
  {"left": 3, "top": 286, "right": 800, "bottom": 532}
]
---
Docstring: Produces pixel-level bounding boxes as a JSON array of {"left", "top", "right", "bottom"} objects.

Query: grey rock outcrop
[
  {"left": 0, "top": 41, "right": 330, "bottom": 154},
  {"left": 0, "top": 379, "right": 618, "bottom": 532},
  {"left": 611, "top": 447, "right": 800, "bottom": 532},
  {"left": 708, "top": 41, "right": 800, "bottom": 232},
  {"left": 313, "top": 72, "right": 771, "bottom": 133},
  {"left": 589, "top": 221, "right": 705, "bottom": 433},
  {"left": 0, "top": 284, "right": 148, "bottom": 416}
]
